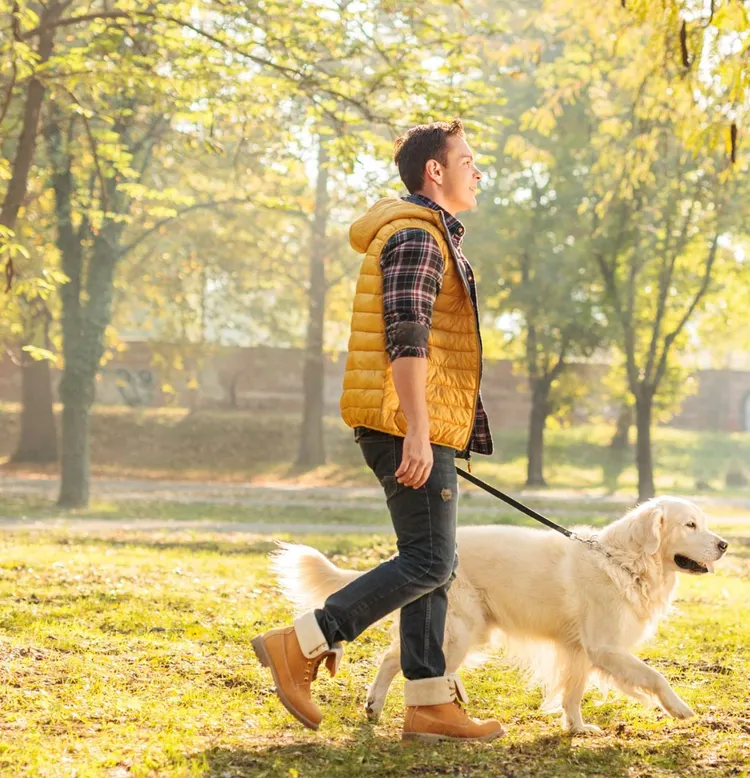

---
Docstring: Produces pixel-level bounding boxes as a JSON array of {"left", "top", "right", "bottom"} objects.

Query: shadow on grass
[
  {"left": 192, "top": 728, "right": 698, "bottom": 777},
  {"left": 45, "top": 533, "right": 393, "bottom": 558}
]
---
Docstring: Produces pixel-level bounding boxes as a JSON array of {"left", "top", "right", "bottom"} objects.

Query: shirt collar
[{"left": 404, "top": 193, "right": 466, "bottom": 243}]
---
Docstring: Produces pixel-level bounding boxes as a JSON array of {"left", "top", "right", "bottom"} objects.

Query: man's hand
[
  {"left": 396, "top": 428, "right": 433, "bottom": 488},
  {"left": 391, "top": 356, "right": 432, "bottom": 488}
]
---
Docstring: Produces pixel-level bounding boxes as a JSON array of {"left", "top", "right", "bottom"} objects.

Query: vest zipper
[{"left": 438, "top": 211, "right": 482, "bottom": 453}]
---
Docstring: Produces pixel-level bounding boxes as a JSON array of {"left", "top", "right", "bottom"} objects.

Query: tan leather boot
[
  {"left": 403, "top": 674, "right": 505, "bottom": 742},
  {"left": 251, "top": 611, "right": 343, "bottom": 731}
]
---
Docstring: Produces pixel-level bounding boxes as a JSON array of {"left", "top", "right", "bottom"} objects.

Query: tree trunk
[
  {"left": 635, "top": 391, "right": 655, "bottom": 501},
  {"left": 610, "top": 403, "right": 632, "bottom": 451},
  {"left": 57, "top": 385, "right": 91, "bottom": 506},
  {"left": 296, "top": 136, "right": 329, "bottom": 470},
  {"left": 48, "top": 115, "right": 124, "bottom": 507},
  {"left": 57, "top": 248, "right": 119, "bottom": 506},
  {"left": 526, "top": 379, "right": 549, "bottom": 487},
  {"left": 11, "top": 345, "right": 57, "bottom": 464},
  {"left": 57, "top": 227, "right": 119, "bottom": 507},
  {"left": 0, "top": 3, "right": 59, "bottom": 279}
]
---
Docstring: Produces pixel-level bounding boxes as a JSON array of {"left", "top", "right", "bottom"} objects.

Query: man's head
[{"left": 393, "top": 119, "right": 482, "bottom": 215}]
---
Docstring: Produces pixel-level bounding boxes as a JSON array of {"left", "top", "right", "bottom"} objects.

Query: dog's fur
[{"left": 271, "top": 496, "right": 727, "bottom": 733}]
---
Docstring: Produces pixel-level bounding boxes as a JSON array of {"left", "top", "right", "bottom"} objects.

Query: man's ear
[
  {"left": 639, "top": 507, "right": 664, "bottom": 555},
  {"left": 424, "top": 159, "right": 442, "bottom": 186}
]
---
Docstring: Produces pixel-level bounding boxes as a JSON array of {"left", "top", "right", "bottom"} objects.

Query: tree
[
  {"left": 0, "top": 1, "right": 65, "bottom": 285},
  {"left": 467, "top": 126, "right": 603, "bottom": 486},
  {"left": 590, "top": 158, "right": 737, "bottom": 500},
  {"left": 296, "top": 134, "right": 331, "bottom": 469},
  {"left": 548, "top": 0, "right": 747, "bottom": 164},
  {"left": 569, "top": 52, "right": 746, "bottom": 499},
  {"left": 0, "top": 2, "right": 72, "bottom": 464},
  {"left": 465, "top": 7, "right": 604, "bottom": 487},
  {"left": 0, "top": 133, "right": 64, "bottom": 464}
]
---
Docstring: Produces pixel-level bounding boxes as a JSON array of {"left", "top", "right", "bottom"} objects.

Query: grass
[
  {"left": 0, "top": 516, "right": 749, "bottom": 777},
  {"left": 2, "top": 403, "right": 750, "bottom": 497}
]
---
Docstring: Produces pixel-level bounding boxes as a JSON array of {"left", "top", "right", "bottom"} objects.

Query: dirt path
[
  {"left": 2, "top": 474, "right": 748, "bottom": 534},
  {"left": 1, "top": 514, "right": 748, "bottom": 535},
  {"left": 4, "top": 473, "right": 750, "bottom": 508}
]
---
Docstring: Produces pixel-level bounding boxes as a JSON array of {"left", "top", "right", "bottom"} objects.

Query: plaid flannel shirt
[{"left": 381, "top": 193, "right": 493, "bottom": 457}]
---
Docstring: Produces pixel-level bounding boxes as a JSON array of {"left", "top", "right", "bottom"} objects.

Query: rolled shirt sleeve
[{"left": 380, "top": 228, "right": 444, "bottom": 361}]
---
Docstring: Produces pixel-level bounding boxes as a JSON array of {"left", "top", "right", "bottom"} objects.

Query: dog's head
[{"left": 624, "top": 497, "right": 728, "bottom": 575}]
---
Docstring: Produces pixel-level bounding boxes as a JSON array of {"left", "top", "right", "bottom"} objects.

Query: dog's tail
[{"left": 270, "top": 541, "right": 363, "bottom": 611}]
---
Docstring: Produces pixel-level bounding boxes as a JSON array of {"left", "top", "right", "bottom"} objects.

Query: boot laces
[
  {"left": 447, "top": 674, "right": 469, "bottom": 707},
  {"left": 307, "top": 642, "right": 345, "bottom": 683}
]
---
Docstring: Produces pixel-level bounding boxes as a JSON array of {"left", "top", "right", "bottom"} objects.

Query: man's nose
[{"left": 717, "top": 539, "right": 728, "bottom": 554}]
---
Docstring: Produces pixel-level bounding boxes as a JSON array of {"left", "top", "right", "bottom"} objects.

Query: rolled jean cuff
[
  {"left": 293, "top": 611, "right": 330, "bottom": 658},
  {"left": 404, "top": 673, "right": 468, "bottom": 706}
]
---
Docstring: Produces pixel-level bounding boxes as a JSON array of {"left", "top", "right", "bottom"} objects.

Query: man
[{"left": 252, "top": 120, "right": 502, "bottom": 742}]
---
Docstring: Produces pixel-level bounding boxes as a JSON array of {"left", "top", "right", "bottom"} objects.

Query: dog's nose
[{"left": 717, "top": 540, "right": 728, "bottom": 554}]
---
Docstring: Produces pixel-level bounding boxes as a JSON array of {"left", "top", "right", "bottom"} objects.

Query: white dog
[{"left": 271, "top": 496, "right": 728, "bottom": 733}]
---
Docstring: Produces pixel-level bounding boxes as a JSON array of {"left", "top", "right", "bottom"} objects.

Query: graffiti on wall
[{"left": 114, "top": 368, "right": 155, "bottom": 407}]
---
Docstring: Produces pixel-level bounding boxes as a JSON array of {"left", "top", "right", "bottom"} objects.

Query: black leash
[
  {"left": 456, "top": 467, "right": 639, "bottom": 577},
  {"left": 456, "top": 467, "right": 574, "bottom": 538}
]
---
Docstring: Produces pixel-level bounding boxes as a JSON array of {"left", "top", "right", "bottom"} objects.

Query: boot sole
[
  {"left": 251, "top": 635, "right": 320, "bottom": 732},
  {"left": 402, "top": 729, "right": 505, "bottom": 743}
]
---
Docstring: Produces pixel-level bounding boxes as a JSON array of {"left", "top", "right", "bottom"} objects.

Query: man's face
[{"left": 434, "top": 135, "right": 482, "bottom": 214}]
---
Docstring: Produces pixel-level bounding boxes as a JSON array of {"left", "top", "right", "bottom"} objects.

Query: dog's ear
[{"left": 634, "top": 506, "right": 664, "bottom": 555}]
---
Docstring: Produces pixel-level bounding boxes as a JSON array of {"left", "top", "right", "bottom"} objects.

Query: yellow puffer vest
[{"left": 340, "top": 198, "right": 480, "bottom": 451}]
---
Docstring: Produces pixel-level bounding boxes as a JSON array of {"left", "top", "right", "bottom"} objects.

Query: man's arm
[
  {"left": 381, "top": 228, "right": 444, "bottom": 488},
  {"left": 392, "top": 357, "right": 431, "bottom": 487}
]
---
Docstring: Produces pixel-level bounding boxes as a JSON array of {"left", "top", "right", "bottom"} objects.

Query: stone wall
[
  {"left": 670, "top": 369, "right": 750, "bottom": 432},
  {"left": 1, "top": 343, "right": 749, "bottom": 432}
]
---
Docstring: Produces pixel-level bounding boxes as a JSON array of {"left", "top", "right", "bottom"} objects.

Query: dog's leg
[
  {"left": 365, "top": 615, "right": 475, "bottom": 723},
  {"left": 366, "top": 642, "right": 401, "bottom": 722},
  {"left": 444, "top": 623, "right": 472, "bottom": 674},
  {"left": 587, "top": 646, "right": 695, "bottom": 719},
  {"left": 559, "top": 648, "right": 600, "bottom": 734}
]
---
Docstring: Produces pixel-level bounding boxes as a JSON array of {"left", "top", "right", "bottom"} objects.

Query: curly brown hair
[{"left": 393, "top": 119, "right": 465, "bottom": 193}]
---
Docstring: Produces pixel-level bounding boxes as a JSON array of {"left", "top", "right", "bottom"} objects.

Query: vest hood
[{"left": 349, "top": 197, "right": 446, "bottom": 254}]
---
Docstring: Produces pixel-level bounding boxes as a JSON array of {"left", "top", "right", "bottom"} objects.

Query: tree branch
[
  {"left": 644, "top": 176, "right": 699, "bottom": 382},
  {"left": 548, "top": 341, "right": 568, "bottom": 382},
  {"left": 61, "top": 88, "right": 109, "bottom": 211},
  {"left": 20, "top": 11, "right": 131, "bottom": 39},
  {"left": 593, "top": 203, "right": 638, "bottom": 389},
  {"left": 22, "top": 9, "right": 383, "bottom": 125},
  {"left": 652, "top": 231, "right": 721, "bottom": 390},
  {"left": 0, "top": 57, "right": 16, "bottom": 127},
  {"left": 118, "top": 198, "right": 308, "bottom": 259}
]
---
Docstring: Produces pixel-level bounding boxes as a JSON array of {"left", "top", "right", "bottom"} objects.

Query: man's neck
[{"left": 412, "top": 189, "right": 457, "bottom": 217}]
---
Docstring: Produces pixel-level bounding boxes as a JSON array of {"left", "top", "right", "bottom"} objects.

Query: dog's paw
[
  {"left": 567, "top": 723, "right": 602, "bottom": 735},
  {"left": 365, "top": 698, "right": 382, "bottom": 723},
  {"left": 667, "top": 699, "right": 695, "bottom": 720}
]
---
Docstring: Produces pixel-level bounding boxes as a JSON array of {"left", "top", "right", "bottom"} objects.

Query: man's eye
[{"left": 686, "top": 522, "right": 697, "bottom": 529}]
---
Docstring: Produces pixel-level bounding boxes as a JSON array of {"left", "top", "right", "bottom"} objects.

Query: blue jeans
[{"left": 315, "top": 427, "right": 458, "bottom": 680}]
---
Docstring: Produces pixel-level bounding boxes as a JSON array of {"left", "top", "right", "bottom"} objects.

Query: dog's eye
[{"left": 686, "top": 521, "right": 697, "bottom": 529}]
